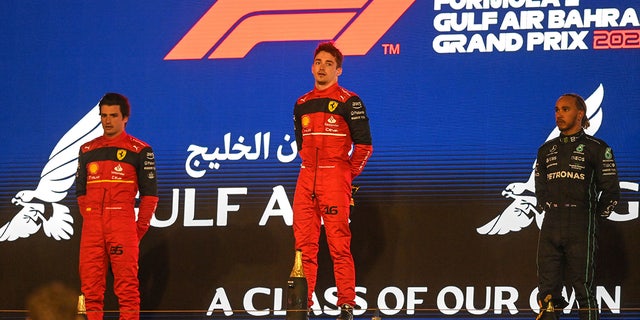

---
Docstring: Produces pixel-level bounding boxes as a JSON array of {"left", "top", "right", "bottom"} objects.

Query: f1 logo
[{"left": 165, "top": 0, "right": 415, "bottom": 60}]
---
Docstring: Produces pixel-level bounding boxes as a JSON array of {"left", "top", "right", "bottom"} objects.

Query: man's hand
[
  {"left": 535, "top": 201, "right": 552, "bottom": 213},
  {"left": 137, "top": 222, "right": 150, "bottom": 241},
  {"left": 600, "top": 200, "right": 618, "bottom": 218},
  {"left": 350, "top": 185, "right": 360, "bottom": 207}
]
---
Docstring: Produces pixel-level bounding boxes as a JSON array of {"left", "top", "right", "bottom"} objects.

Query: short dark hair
[
  {"left": 560, "top": 93, "right": 590, "bottom": 129},
  {"left": 314, "top": 42, "right": 343, "bottom": 69},
  {"left": 99, "top": 92, "right": 130, "bottom": 118}
]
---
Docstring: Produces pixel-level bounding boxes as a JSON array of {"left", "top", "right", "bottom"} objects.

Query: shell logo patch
[
  {"left": 301, "top": 115, "right": 311, "bottom": 128},
  {"left": 117, "top": 149, "right": 127, "bottom": 160},
  {"left": 88, "top": 162, "right": 99, "bottom": 175}
]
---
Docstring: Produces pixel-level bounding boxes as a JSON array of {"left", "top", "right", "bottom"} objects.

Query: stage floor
[{"left": 2, "top": 311, "right": 640, "bottom": 320}]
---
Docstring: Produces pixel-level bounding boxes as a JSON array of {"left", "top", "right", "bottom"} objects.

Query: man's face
[
  {"left": 555, "top": 96, "right": 583, "bottom": 135},
  {"left": 312, "top": 51, "right": 342, "bottom": 89},
  {"left": 100, "top": 104, "right": 128, "bottom": 138}
]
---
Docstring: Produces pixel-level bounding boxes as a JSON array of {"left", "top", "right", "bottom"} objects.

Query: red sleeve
[
  {"left": 350, "top": 144, "right": 373, "bottom": 179},
  {"left": 137, "top": 195, "right": 159, "bottom": 239}
]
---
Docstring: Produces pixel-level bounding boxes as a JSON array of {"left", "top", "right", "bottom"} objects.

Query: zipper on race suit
[
  {"left": 311, "top": 148, "right": 318, "bottom": 200},
  {"left": 101, "top": 188, "right": 107, "bottom": 215}
]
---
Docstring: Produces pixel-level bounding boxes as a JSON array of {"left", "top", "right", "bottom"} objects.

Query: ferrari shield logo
[
  {"left": 328, "top": 101, "right": 338, "bottom": 112},
  {"left": 117, "top": 149, "right": 127, "bottom": 160}
]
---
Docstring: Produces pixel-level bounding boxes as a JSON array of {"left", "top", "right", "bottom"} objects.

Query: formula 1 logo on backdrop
[
  {"left": 164, "top": 0, "right": 415, "bottom": 60},
  {"left": 477, "top": 84, "right": 639, "bottom": 236},
  {"left": 0, "top": 105, "right": 102, "bottom": 241}
]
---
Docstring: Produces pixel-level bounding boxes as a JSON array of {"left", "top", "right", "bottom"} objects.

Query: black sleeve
[
  {"left": 75, "top": 149, "right": 87, "bottom": 197},
  {"left": 293, "top": 103, "right": 303, "bottom": 151},
  {"left": 595, "top": 144, "right": 620, "bottom": 216},
  {"left": 137, "top": 146, "right": 158, "bottom": 197},
  {"left": 344, "top": 96, "right": 372, "bottom": 145},
  {"left": 534, "top": 147, "right": 547, "bottom": 211}
]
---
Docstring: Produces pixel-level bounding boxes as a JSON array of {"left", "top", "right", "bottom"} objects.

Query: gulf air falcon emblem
[{"left": 1, "top": 103, "right": 103, "bottom": 241}]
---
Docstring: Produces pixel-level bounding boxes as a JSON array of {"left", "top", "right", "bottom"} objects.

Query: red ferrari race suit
[
  {"left": 76, "top": 131, "right": 158, "bottom": 320},
  {"left": 293, "top": 82, "right": 373, "bottom": 308}
]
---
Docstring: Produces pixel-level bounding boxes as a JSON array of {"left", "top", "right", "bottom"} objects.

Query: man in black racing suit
[{"left": 534, "top": 93, "right": 619, "bottom": 320}]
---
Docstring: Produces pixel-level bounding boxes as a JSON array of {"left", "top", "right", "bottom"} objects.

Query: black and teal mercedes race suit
[{"left": 534, "top": 130, "right": 620, "bottom": 320}]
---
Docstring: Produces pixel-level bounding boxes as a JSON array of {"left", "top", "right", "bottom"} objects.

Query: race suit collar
[
  {"left": 559, "top": 130, "right": 584, "bottom": 143},
  {"left": 312, "top": 82, "right": 340, "bottom": 95},
  {"left": 103, "top": 130, "right": 129, "bottom": 142}
]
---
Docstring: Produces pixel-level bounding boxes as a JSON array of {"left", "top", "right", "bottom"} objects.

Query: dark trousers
[{"left": 537, "top": 207, "right": 600, "bottom": 320}]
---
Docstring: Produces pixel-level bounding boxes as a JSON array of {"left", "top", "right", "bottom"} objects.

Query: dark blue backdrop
[{"left": 1, "top": 1, "right": 638, "bottom": 318}]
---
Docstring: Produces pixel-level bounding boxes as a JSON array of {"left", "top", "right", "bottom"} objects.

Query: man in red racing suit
[
  {"left": 76, "top": 93, "right": 158, "bottom": 320},
  {"left": 293, "top": 42, "right": 372, "bottom": 320}
]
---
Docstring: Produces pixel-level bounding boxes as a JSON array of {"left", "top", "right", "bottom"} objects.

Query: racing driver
[
  {"left": 292, "top": 42, "right": 373, "bottom": 320},
  {"left": 76, "top": 92, "right": 158, "bottom": 320},
  {"left": 534, "top": 93, "right": 619, "bottom": 320}
]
